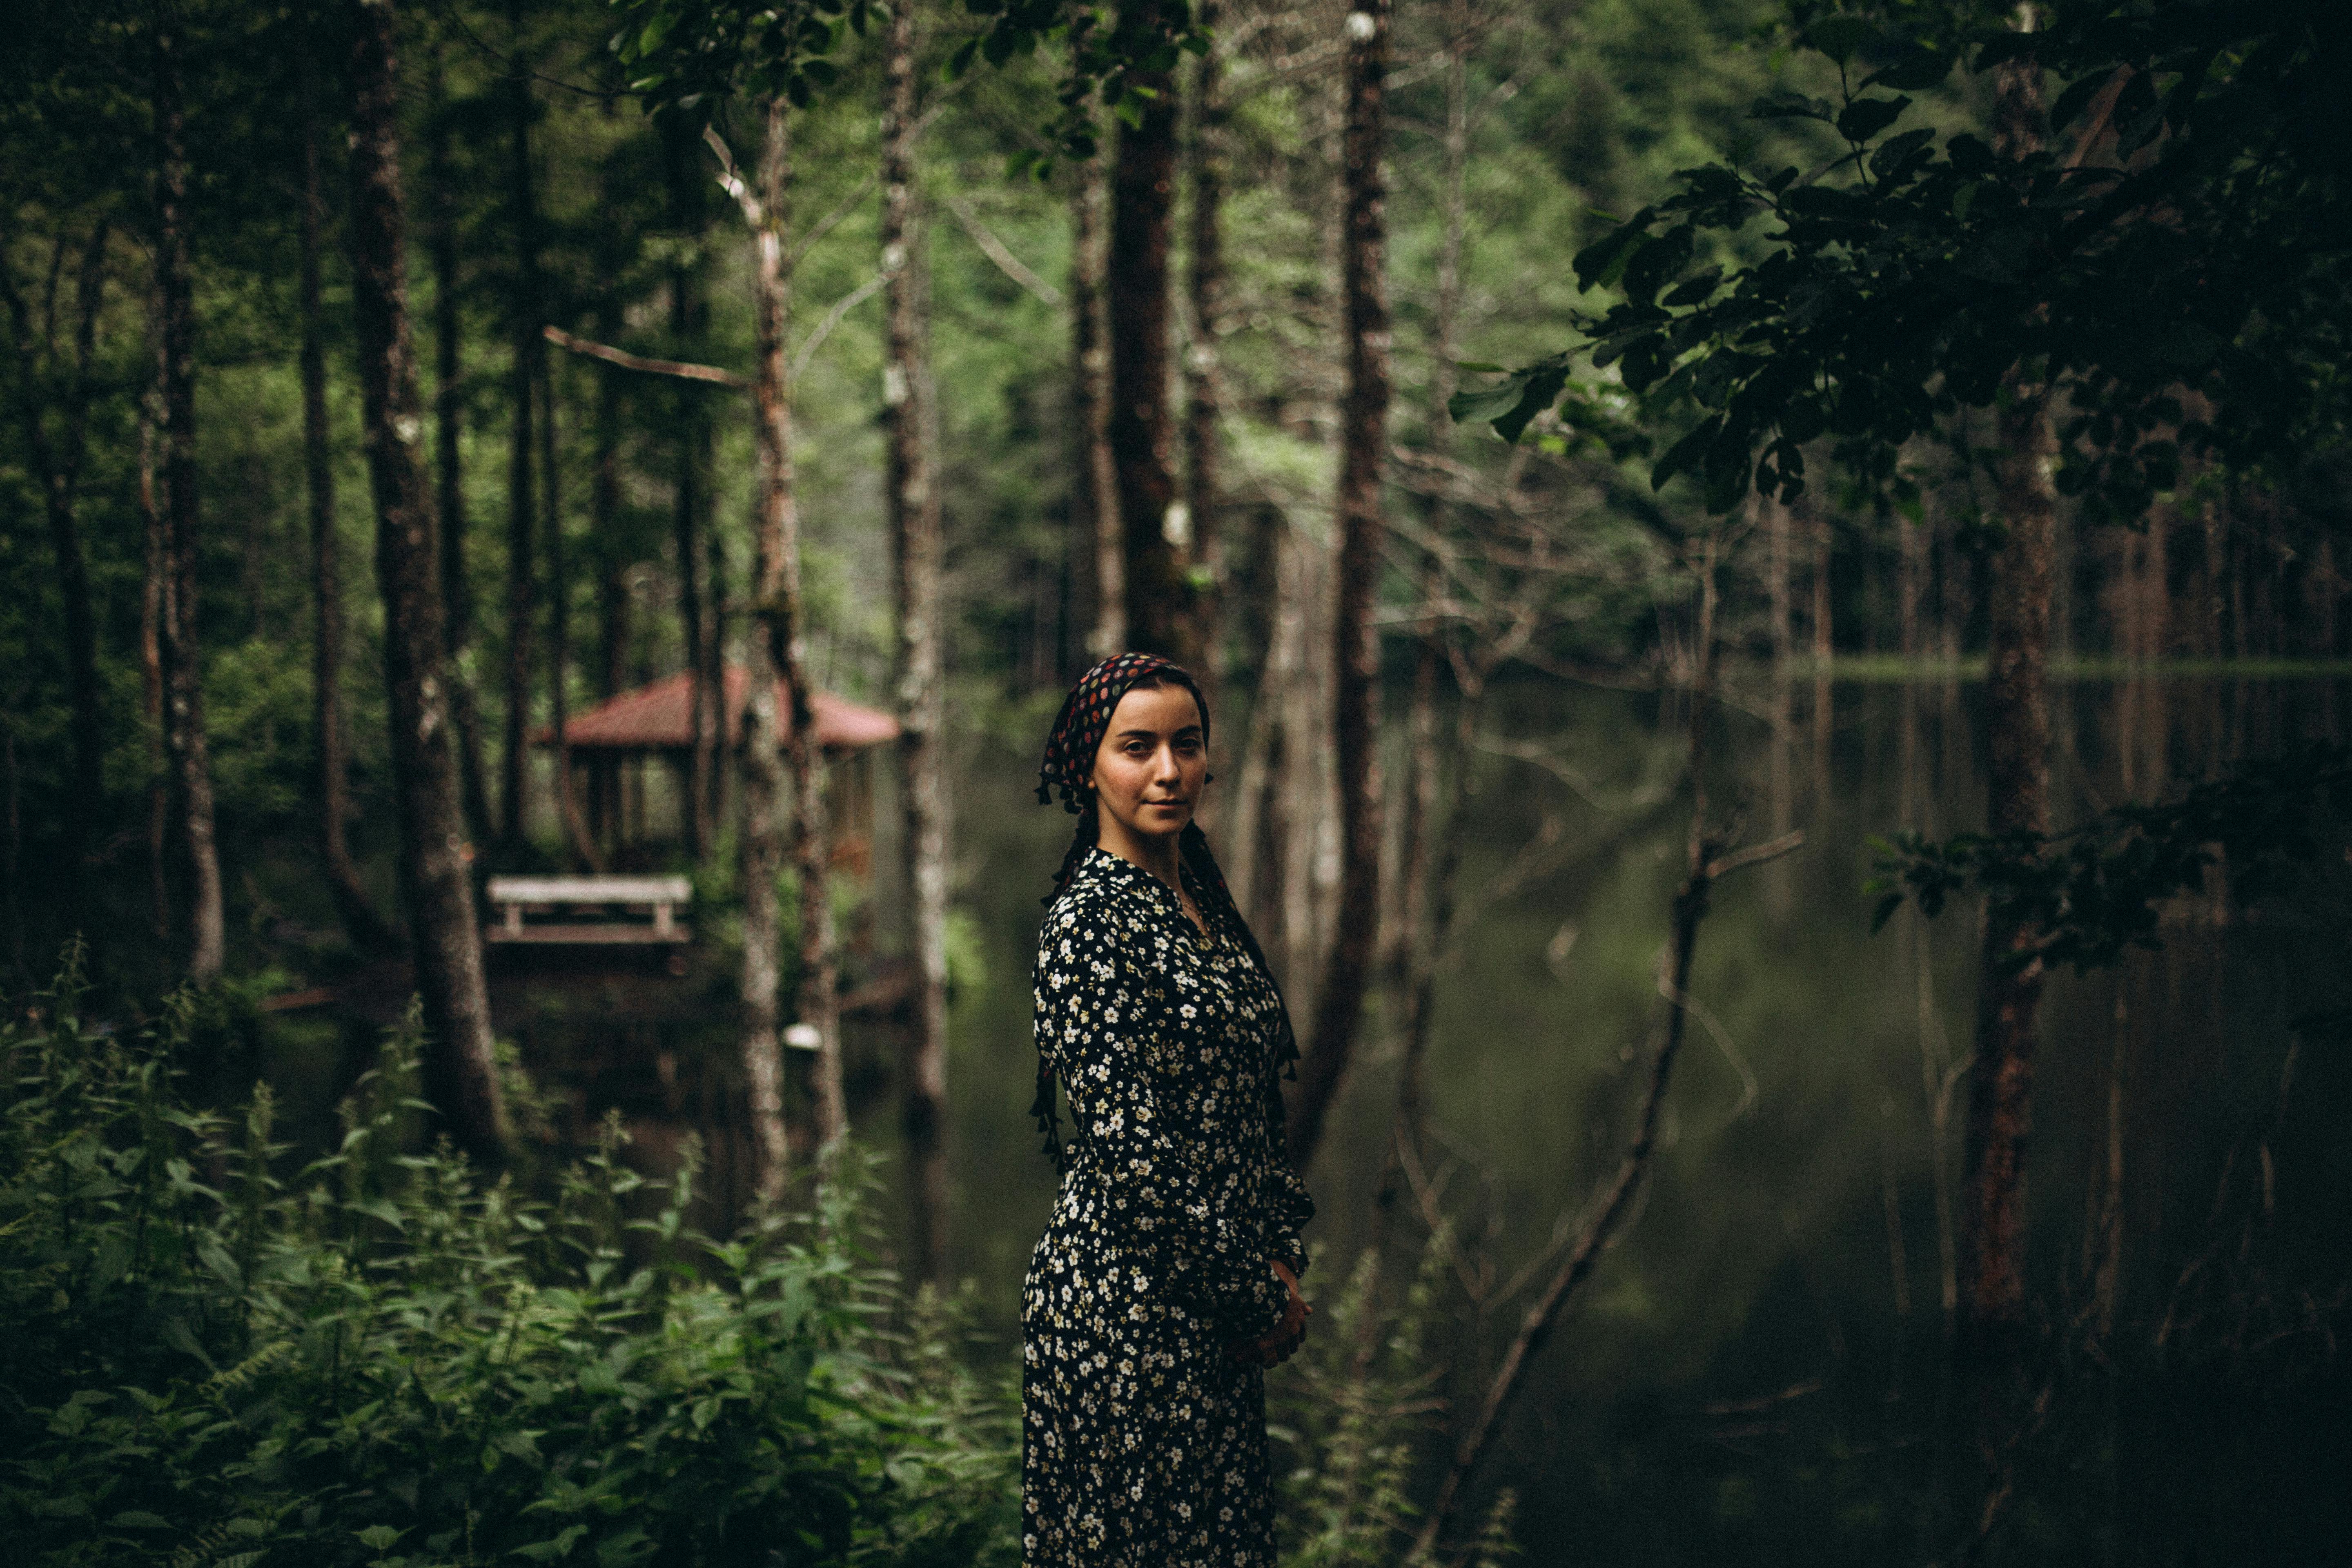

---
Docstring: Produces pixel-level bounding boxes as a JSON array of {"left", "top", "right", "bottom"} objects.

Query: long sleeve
[
  {"left": 1263, "top": 1071, "right": 1316, "bottom": 1279},
  {"left": 1036, "top": 898, "right": 1289, "bottom": 1340}
]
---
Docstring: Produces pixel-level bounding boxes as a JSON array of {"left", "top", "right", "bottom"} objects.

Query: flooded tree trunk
[
  {"left": 1108, "top": 0, "right": 1193, "bottom": 664},
  {"left": 1959, "top": 20, "right": 2058, "bottom": 1412},
  {"left": 155, "top": 16, "right": 224, "bottom": 985},
  {"left": 425, "top": 37, "right": 494, "bottom": 847},
  {"left": 301, "top": 36, "right": 394, "bottom": 949},
  {"left": 1287, "top": 0, "right": 1391, "bottom": 1172},
  {"left": 347, "top": 0, "right": 508, "bottom": 1161},
  {"left": 882, "top": 1, "right": 951, "bottom": 1278},
  {"left": 499, "top": 14, "right": 541, "bottom": 852},
  {"left": 1069, "top": 155, "right": 1123, "bottom": 659},
  {"left": 1183, "top": 0, "right": 1227, "bottom": 703}
]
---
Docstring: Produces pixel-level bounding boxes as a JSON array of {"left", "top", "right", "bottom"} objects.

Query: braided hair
[{"left": 1029, "top": 655, "right": 1298, "bottom": 1171}]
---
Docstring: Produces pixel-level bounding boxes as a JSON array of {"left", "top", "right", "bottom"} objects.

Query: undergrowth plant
[
  {"left": 1272, "top": 1236, "right": 1517, "bottom": 1568},
  {"left": 0, "top": 950, "right": 1020, "bottom": 1568}
]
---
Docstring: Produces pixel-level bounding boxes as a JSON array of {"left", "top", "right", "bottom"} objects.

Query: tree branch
[
  {"left": 541, "top": 325, "right": 749, "bottom": 390},
  {"left": 943, "top": 197, "right": 1062, "bottom": 306}
]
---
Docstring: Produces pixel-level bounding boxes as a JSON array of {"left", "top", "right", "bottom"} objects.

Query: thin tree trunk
[
  {"left": 666, "top": 121, "right": 717, "bottom": 859},
  {"left": 1811, "top": 504, "right": 1834, "bottom": 794},
  {"left": 1287, "top": 0, "right": 1391, "bottom": 1171},
  {"left": 541, "top": 358, "right": 604, "bottom": 871},
  {"left": 1958, "top": 9, "right": 2058, "bottom": 1409},
  {"left": 156, "top": 16, "right": 225, "bottom": 984},
  {"left": 725, "top": 105, "right": 846, "bottom": 1187},
  {"left": 301, "top": 25, "right": 394, "bottom": 950},
  {"left": 1768, "top": 497, "right": 1794, "bottom": 839},
  {"left": 500, "top": 7, "right": 541, "bottom": 851},
  {"left": 1108, "top": 0, "right": 1192, "bottom": 664},
  {"left": 347, "top": 0, "right": 508, "bottom": 1161},
  {"left": 882, "top": 1, "right": 951, "bottom": 1278},
  {"left": 879, "top": 7, "right": 942, "bottom": 1082},
  {"left": 1183, "top": 0, "right": 1227, "bottom": 702},
  {"left": 140, "top": 391, "right": 171, "bottom": 942},
  {"left": 1069, "top": 153, "right": 1123, "bottom": 660},
  {"left": 425, "top": 37, "right": 494, "bottom": 845},
  {"left": 593, "top": 360, "right": 627, "bottom": 698},
  {"left": 0, "top": 221, "right": 110, "bottom": 886}
]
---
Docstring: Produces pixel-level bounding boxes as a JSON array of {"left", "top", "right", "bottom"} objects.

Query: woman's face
[{"left": 1089, "top": 682, "right": 1209, "bottom": 846}]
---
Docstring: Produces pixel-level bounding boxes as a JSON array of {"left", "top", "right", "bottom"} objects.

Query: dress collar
[{"left": 1080, "top": 845, "right": 1210, "bottom": 935}]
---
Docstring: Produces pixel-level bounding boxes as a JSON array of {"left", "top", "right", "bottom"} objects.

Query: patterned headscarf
[
  {"left": 1030, "top": 654, "right": 1296, "bottom": 1172},
  {"left": 1034, "top": 651, "right": 1187, "bottom": 814}
]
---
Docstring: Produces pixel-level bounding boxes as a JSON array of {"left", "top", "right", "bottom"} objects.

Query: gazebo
[{"left": 541, "top": 666, "right": 899, "bottom": 866}]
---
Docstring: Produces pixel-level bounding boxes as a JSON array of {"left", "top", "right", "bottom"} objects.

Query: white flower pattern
[{"left": 1022, "top": 847, "right": 1314, "bottom": 1567}]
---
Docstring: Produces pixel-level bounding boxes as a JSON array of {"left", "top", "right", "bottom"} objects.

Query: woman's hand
[{"left": 1229, "top": 1259, "right": 1312, "bottom": 1368}]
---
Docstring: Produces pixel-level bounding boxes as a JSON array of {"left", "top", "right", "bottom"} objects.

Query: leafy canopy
[{"left": 1453, "top": 0, "right": 2352, "bottom": 519}]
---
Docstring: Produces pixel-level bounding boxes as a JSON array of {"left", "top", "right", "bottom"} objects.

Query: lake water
[{"left": 363, "top": 670, "right": 2352, "bottom": 1561}]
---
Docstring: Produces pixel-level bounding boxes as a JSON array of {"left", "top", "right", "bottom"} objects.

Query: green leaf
[
  {"left": 2049, "top": 70, "right": 2112, "bottom": 134},
  {"left": 1836, "top": 96, "right": 1910, "bottom": 143},
  {"left": 357, "top": 1526, "right": 404, "bottom": 1550},
  {"left": 107, "top": 1511, "right": 171, "bottom": 1530},
  {"left": 1804, "top": 16, "right": 1878, "bottom": 65},
  {"left": 1973, "top": 31, "right": 2038, "bottom": 71},
  {"left": 1869, "top": 128, "right": 1936, "bottom": 180},
  {"left": 1650, "top": 415, "right": 1722, "bottom": 491},
  {"left": 1864, "top": 48, "right": 1950, "bottom": 91}
]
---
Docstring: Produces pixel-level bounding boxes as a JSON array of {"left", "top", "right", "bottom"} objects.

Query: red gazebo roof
[{"left": 537, "top": 666, "right": 899, "bottom": 753}]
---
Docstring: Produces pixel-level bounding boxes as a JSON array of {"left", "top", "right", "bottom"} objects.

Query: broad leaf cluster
[
  {"left": 1454, "top": 0, "right": 2352, "bottom": 519},
  {"left": 1868, "top": 742, "right": 2352, "bottom": 973}
]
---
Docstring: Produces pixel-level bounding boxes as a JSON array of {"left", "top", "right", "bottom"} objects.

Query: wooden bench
[{"left": 484, "top": 875, "right": 693, "bottom": 945}]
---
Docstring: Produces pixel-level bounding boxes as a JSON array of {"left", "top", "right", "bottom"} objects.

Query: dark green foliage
[
  {"left": 0, "top": 956, "right": 1020, "bottom": 1568},
  {"left": 1868, "top": 742, "right": 2352, "bottom": 971},
  {"left": 1454, "top": 0, "right": 2352, "bottom": 519}
]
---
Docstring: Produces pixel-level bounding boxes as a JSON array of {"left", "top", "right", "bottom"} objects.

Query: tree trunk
[
  {"left": 155, "top": 16, "right": 225, "bottom": 984},
  {"left": 541, "top": 357, "right": 602, "bottom": 871},
  {"left": 139, "top": 390, "right": 171, "bottom": 942},
  {"left": 593, "top": 360, "right": 627, "bottom": 699},
  {"left": 301, "top": 24, "right": 394, "bottom": 950},
  {"left": 882, "top": 2, "right": 951, "bottom": 1278},
  {"left": 500, "top": 6, "right": 541, "bottom": 851},
  {"left": 1286, "top": 0, "right": 1391, "bottom": 1171},
  {"left": 728, "top": 104, "right": 846, "bottom": 1188},
  {"left": 1958, "top": 22, "right": 2058, "bottom": 1403},
  {"left": 1810, "top": 503, "right": 1834, "bottom": 792},
  {"left": 1108, "top": 0, "right": 1192, "bottom": 664},
  {"left": 425, "top": 36, "right": 494, "bottom": 846},
  {"left": 1183, "top": 0, "right": 1227, "bottom": 702},
  {"left": 1069, "top": 151, "right": 1123, "bottom": 659},
  {"left": 347, "top": 0, "right": 508, "bottom": 1163},
  {"left": 1, "top": 220, "right": 111, "bottom": 889},
  {"left": 666, "top": 121, "right": 718, "bottom": 859}
]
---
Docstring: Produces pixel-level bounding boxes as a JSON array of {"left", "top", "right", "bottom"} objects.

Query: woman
[{"left": 1022, "top": 653, "right": 1316, "bottom": 1568}]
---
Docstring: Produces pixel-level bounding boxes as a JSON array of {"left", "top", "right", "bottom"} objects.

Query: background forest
[{"left": 4, "top": 0, "right": 2349, "bottom": 1565}]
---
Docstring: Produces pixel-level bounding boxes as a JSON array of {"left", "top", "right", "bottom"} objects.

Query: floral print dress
[{"left": 1022, "top": 846, "right": 1315, "bottom": 1568}]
